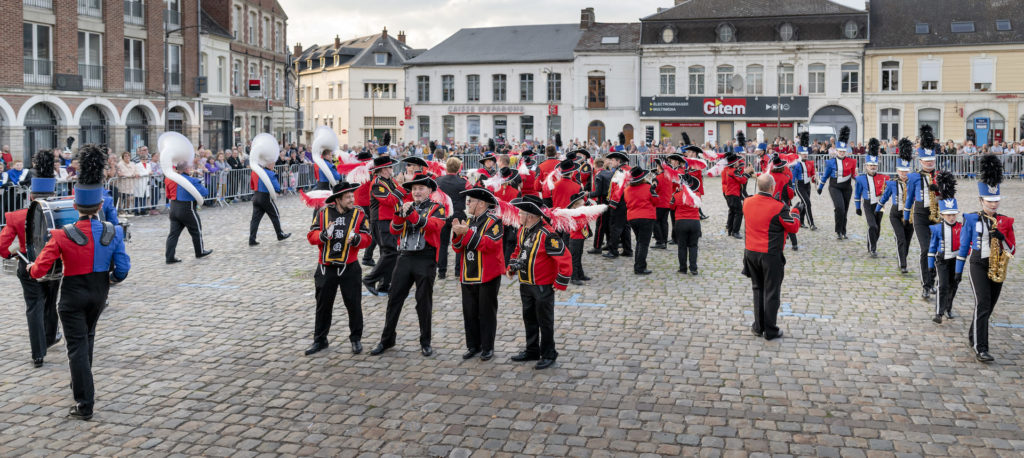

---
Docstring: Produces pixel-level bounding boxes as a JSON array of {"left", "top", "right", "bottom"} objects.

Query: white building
[
  {"left": 199, "top": 11, "right": 235, "bottom": 151},
  {"left": 404, "top": 24, "right": 583, "bottom": 147},
  {"left": 572, "top": 8, "right": 642, "bottom": 146}
]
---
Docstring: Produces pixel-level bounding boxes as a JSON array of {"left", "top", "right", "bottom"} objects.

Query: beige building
[
  {"left": 294, "top": 29, "right": 422, "bottom": 147},
  {"left": 864, "top": 0, "right": 1024, "bottom": 145}
]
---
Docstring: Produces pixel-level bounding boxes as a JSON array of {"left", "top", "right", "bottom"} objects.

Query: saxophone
[
  {"left": 985, "top": 214, "right": 1012, "bottom": 283},
  {"left": 927, "top": 175, "right": 941, "bottom": 223}
]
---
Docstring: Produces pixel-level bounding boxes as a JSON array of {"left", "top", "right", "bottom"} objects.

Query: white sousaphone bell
[
  {"left": 250, "top": 133, "right": 281, "bottom": 201},
  {"left": 311, "top": 125, "right": 339, "bottom": 187},
  {"left": 158, "top": 132, "right": 205, "bottom": 206}
]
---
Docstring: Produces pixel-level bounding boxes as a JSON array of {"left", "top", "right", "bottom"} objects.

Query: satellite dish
[{"left": 730, "top": 75, "right": 744, "bottom": 93}]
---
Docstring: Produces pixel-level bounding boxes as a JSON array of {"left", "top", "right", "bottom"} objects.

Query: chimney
[
  {"left": 580, "top": 7, "right": 595, "bottom": 29},
  {"left": 382, "top": 26, "right": 388, "bottom": 39},
  {"left": 397, "top": 31, "right": 406, "bottom": 43},
  {"left": 293, "top": 43, "right": 302, "bottom": 58},
  {"left": 334, "top": 35, "right": 341, "bottom": 48},
  {"left": 674, "top": 0, "right": 686, "bottom": 4}
]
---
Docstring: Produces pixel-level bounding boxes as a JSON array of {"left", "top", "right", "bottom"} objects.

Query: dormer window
[
  {"left": 334, "top": 55, "right": 339, "bottom": 66},
  {"left": 601, "top": 36, "right": 619, "bottom": 44},
  {"left": 952, "top": 21, "right": 975, "bottom": 33},
  {"left": 996, "top": 20, "right": 1011, "bottom": 31},
  {"left": 716, "top": 23, "right": 735, "bottom": 43},
  {"left": 779, "top": 23, "right": 795, "bottom": 41},
  {"left": 915, "top": 23, "right": 929, "bottom": 34},
  {"left": 843, "top": 21, "right": 859, "bottom": 39},
  {"left": 374, "top": 53, "right": 387, "bottom": 65}
]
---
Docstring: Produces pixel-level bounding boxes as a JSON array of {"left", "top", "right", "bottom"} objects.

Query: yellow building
[{"left": 864, "top": 0, "right": 1024, "bottom": 146}]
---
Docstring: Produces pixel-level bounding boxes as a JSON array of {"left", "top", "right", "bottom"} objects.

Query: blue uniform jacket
[
  {"left": 317, "top": 164, "right": 341, "bottom": 183},
  {"left": 257, "top": 168, "right": 282, "bottom": 193},
  {"left": 927, "top": 222, "right": 960, "bottom": 269},
  {"left": 816, "top": 158, "right": 837, "bottom": 193},
  {"left": 903, "top": 171, "right": 932, "bottom": 221},
  {"left": 176, "top": 175, "right": 209, "bottom": 202},
  {"left": 102, "top": 189, "right": 119, "bottom": 225},
  {"left": 874, "top": 179, "right": 902, "bottom": 213}
]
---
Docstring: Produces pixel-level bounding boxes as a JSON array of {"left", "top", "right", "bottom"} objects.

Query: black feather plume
[
  {"left": 682, "top": 132, "right": 691, "bottom": 146},
  {"left": 618, "top": 132, "right": 626, "bottom": 146},
  {"left": 919, "top": 125, "right": 934, "bottom": 151},
  {"left": 382, "top": 132, "right": 391, "bottom": 147},
  {"left": 868, "top": 138, "right": 880, "bottom": 156},
  {"left": 32, "top": 149, "right": 55, "bottom": 179},
  {"left": 839, "top": 126, "right": 850, "bottom": 144},
  {"left": 555, "top": 133, "right": 562, "bottom": 148},
  {"left": 76, "top": 144, "right": 107, "bottom": 186},
  {"left": 898, "top": 138, "right": 913, "bottom": 162},
  {"left": 935, "top": 170, "right": 956, "bottom": 200},
  {"left": 979, "top": 154, "right": 1003, "bottom": 188},
  {"left": 736, "top": 131, "right": 746, "bottom": 146},
  {"left": 799, "top": 131, "right": 809, "bottom": 148}
]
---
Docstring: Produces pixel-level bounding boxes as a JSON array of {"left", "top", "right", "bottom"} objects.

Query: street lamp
[
  {"left": 370, "top": 87, "right": 382, "bottom": 144},
  {"left": 777, "top": 62, "right": 784, "bottom": 141}
]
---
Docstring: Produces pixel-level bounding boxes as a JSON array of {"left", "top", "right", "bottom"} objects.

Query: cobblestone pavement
[{"left": 2, "top": 178, "right": 1023, "bottom": 457}]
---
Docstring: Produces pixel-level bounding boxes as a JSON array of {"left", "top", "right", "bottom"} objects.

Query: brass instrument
[
  {"left": 985, "top": 214, "right": 1012, "bottom": 283},
  {"left": 927, "top": 174, "right": 941, "bottom": 223}
]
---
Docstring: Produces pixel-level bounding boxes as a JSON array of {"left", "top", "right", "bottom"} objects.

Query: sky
[{"left": 282, "top": 0, "right": 867, "bottom": 51}]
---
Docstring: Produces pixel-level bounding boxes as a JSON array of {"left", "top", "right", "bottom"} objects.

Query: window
[
  {"left": 972, "top": 58, "right": 993, "bottom": 92},
  {"left": 217, "top": 57, "right": 225, "bottom": 93},
  {"left": 688, "top": 66, "right": 704, "bottom": 95},
  {"left": 232, "top": 6, "right": 241, "bottom": 39},
  {"left": 263, "top": 65, "right": 269, "bottom": 98},
  {"left": 779, "top": 23, "right": 795, "bottom": 41},
  {"left": 492, "top": 74, "right": 507, "bottom": 102},
  {"left": 23, "top": 23, "right": 52, "bottom": 80},
  {"left": 232, "top": 60, "right": 241, "bottom": 95},
  {"left": 275, "top": 70, "right": 282, "bottom": 99},
  {"left": 915, "top": 23, "right": 929, "bottom": 34},
  {"left": 951, "top": 21, "right": 975, "bottom": 33},
  {"left": 881, "top": 61, "right": 899, "bottom": 91},
  {"left": 919, "top": 60, "right": 940, "bottom": 91},
  {"left": 808, "top": 64, "right": 825, "bottom": 94},
  {"left": 519, "top": 73, "right": 533, "bottom": 102},
  {"left": 124, "top": 0, "right": 144, "bottom": 24},
  {"left": 717, "top": 23, "right": 735, "bottom": 43},
  {"left": 78, "top": 31, "right": 102, "bottom": 89},
  {"left": 327, "top": 85, "right": 333, "bottom": 99},
  {"left": 520, "top": 115, "right": 533, "bottom": 141},
  {"left": 314, "top": 87, "right": 319, "bottom": 100},
  {"left": 778, "top": 64, "right": 794, "bottom": 95},
  {"left": 275, "top": 22, "right": 283, "bottom": 51},
  {"left": 166, "top": 44, "right": 181, "bottom": 92},
  {"left": 601, "top": 36, "right": 619, "bottom": 44},
  {"left": 442, "top": 75, "right": 454, "bottom": 102},
  {"left": 417, "top": 116, "right": 429, "bottom": 143},
  {"left": 843, "top": 21, "right": 859, "bottom": 39},
  {"left": 546, "top": 72, "right": 561, "bottom": 102},
  {"left": 199, "top": 52, "right": 207, "bottom": 77},
  {"left": 919, "top": 108, "right": 940, "bottom": 137},
  {"left": 416, "top": 75, "right": 429, "bottom": 102},
  {"left": 659, "top": 66, "right": 675, "bottom": 95},
  {"left": 879, "top": 108, "right": 900, "bottom": 140},
  {"left": 587, "top": 75, "right": 606, "bottom": 109},
  {"left": 995, "top": 20, "right": 1011, "bottom": 31},
  {"left": 716, "top": 65, "right": 734, "bottom": 94},
  {"left": 263, "top": 16, "right": 270, "bottom": 48},
  {"left": 248, "top": 11, "right": 256, "bottom": 44},
  {"left": 467, "top": 74, "right": 480, "bottom": 101},
  {"left": 841, "top": 63, "right": 859, "bottom": 93},
  {"left": 363, "top": 83, "right": 395, "bottom": 98},
  {"left": 165, "top": 0, "right": 180, "bottom": 27},
  {"left": 467, "top": 115, "right": 480, "bottom": 143},
  {"left": 746, "top": 64, "right": 763, "bottom": 95},
  {"left": 374, "top": 53, "right": 387, "bottom": 65},
  {"left": 493, "top": 115, "right": 507, "bottom": 140},
  {"left": 124, "top": 38, "right": 145, "bottom": 90},
  {"left": 442, "top": 115, "right": 454, "bottom": 143}
]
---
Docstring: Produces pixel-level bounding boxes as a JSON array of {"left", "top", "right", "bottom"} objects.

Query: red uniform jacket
[
  {"left": 688, "top": 169, "right": 705, "bottom": 196},
  {"left": 743, "top": 193, "right": 801, "bottom": 254},
  {"left": 722, "top": 167, "right": 748, "bottom": 197},
  {"left": 654, "top": 172, "right": 676, "bottom": 208},
  {"left": 390, "top": 200, "right": 446, "bottom": 261},
  {"left": 495, "top": 185, "right": 520, "bottom": 203},
  {"left": 354, "top": 181, "right": 372, "bottom": 208},
  {"left": 804, "top": 160, "right": 817, "bottom": 183},
  {"left": 758, "top": 154, "right": 772, "bottom": 174},
  {"left": 537, "top": 159, "right": 559, "bottom": 198},
  {"left": 578, "top": 163, "right": 594, "bottom": 191},
  {"left": 451, "top": 213, "right": 505, "bottom": 283},
  {"left": 307, "top": 205, "right": 373, "bottom": 265},
  {"left": 0, "top": 209, "right": 28, "bottom": 256},
  {"left": 29, "top": 218, "right": 130, "bottom": 279},
  {"left": 551, "top": 178, "right": 582, "bottom": 209},
  {"left": 370, "top": 175, "right": 405, "bottom": 221},
  {"left": 570, "top": 220, "right": 591, "bottom": 240},
  {"left": 510, "top": 222, "right": 572, "bottom": 290},
  {"left": 670, "top": 190, "right": 700, "bottom": 220},
  {"left": 165, "top": 177, "right": 178, "bottom": 200},
  {"left": 520, "top": 171, "right": 539, "bottom": 197},
  {"left": 768, "top": 168, "right": 794, "bottom": 202},
  {"left": 624, "top": 182, "right": 658, "bottom": 221}
]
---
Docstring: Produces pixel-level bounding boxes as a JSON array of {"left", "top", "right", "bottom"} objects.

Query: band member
[
  {"left": 790, "top": 132, "right": 817, "bottom": 230},
  {"left": 743, "top": 174, "right": 801, "bottom": 341},
  {"left": 817, "top": 126, "right": 856, "bottom": 239},
  {"left": 362, "top": 156, "right": 402, "bottom": 295},
  {"left": 565, "top": 191, "right": 593, "bottom": 285},
  {"left": 652, "top": 158, "right": 675, "bottom": 249},
  {"left": 767, "top": 154, "right": 798, "bottom": 250},
  {"left": 681, "top": 145, "right": 709, "bottom": 221},
  {"left": 877, "top": 139, "right": 915, "bottom": 273},
  {"left": 305, "top": 181, "right": 372, "bottom": 356},
  {"left": 603, "top": 152, "right": 633, "bottom": 258},
  {"left": 927, "top": 171, "right": 960, "bottom": 324},
  {"left": 905, "top": 125, "right": 940, "bottom": 300},
  {"left": 536, "top": 146, "right": 560, "bottom": 206},
  {"left": 589, "top": 158, "right": 613, "bottom": 254},
  {"left": 161, "top": 133, "right": 213, "bottom": 263},
  {"left": 473, "top": 152, "right": 498, "bottom": 187},
  {"left": 854, "top": 140, "right": 887, "bottom": 257},
  {"left": 575, "top": 149, "right": 594, "bottom": 192},
  {"left": 249, "top": 134, "right": 290, "bottom": 246},
  {"left": 437, "top": 157, "right": 468, "bottom": 279},
  {"left": 672, "top": 174, "right": 702, "bottom": 275},
  {"left": 495, "top": 167, "right": 523, "bottom": 262},
  {"left": 29, "top": 144, "right": 131, "bottom": 420},
  {"left": 625, "top": 167, "right": 657, "bottom": 275},
  {"left": 956, "top": 155, "right": 1015, "bottom": 363},
  {"left": 370, "top": 173, "right": 446, "bottom": 357},
  {"left": 1, "top": 150, "right": 60, "bottom": 367},
  {"left": 352, "top": 151, "right": 378, "bottom": 267},
  {"left": 722, "top": 153, "right": 751, "bottom": 239},
  {"left": 551, "top": 159, "right": 581, "bottom": 209},
  {"left": 508, "top": 195, "right": 572, "bottom": 370},
  {"left": 518, "top": 151, "right": 539, "bottom": 198},
  {"left": 311, "top": 126, "right": 341, "bottom": 190},
  {"left": 754, "top": 131, "right": 771, "bottom": 174},
  {"left": 451, "top": 188, "right": 504, "bottom": 361}
]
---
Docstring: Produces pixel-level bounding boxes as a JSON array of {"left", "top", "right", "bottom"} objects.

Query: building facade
[
  {"left": 3, "top": 0, "right": 203, "bottom": 163},
  {"left": 864, "top": 0, "right": 1024, "bottom": 145},
  {"left": 405, "top": 24, "right": 582, "bottom": 147},
  {"left": 295, "top": 29, "right": 421, "bottom": 147},
  {"left": 638, "top": 0, "right": 868, "bottom": 146},
  {"left": 571, "top": 8, "right": 641, "bottom": 146},
  {"left": 199, "top": 9, "right": 234, "bottom": 151}
]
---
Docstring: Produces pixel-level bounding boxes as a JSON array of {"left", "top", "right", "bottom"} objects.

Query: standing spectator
[
  {"left": 116, "top": 151, "right": 137, "bottom": 212},
  {"left": 1, "top": 145, "right": 12, "bottom": 170}
]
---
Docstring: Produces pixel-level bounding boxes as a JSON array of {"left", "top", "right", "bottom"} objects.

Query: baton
[{"left": 14, "top": 251, "right": 30, "bottom": 264}]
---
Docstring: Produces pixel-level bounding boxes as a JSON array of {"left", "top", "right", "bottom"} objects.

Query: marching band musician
[
  {"left": 853, "top": 140, "right": 887, "bottom": 257},
  {"left": 904, "top": 125, "right": 941, "bottom": 300},
  {"left": 518, "top": 150, "right": 539, "bottom": 198},
  {"left": 588, "top": 157, "right": 613, "bottom": 254},
  {"left": 767, "top": 154, "right": 798, "bottom": 250},
  {"left": 722, "top": 152, "right": 751, "bottom": 239},
  {"left": 362, "top": 156, "right": 402, "bottom": 296},
  {"left": 624, "top": 166, "right": 658, "bottom": 275},
  {"left": 566, "top": 191, "right": 593, "bottom": 285},
  {"left": 162, "top": 133, "right": 213, "bottom": 264},
  {"left": 352, "top": 151, "right": 378, "bottom": 267},
  {"left": 817, "top": 126, "right": 856, "bottom": 240},
  {"left": 248, "top": 135, "right": 291, "bottom": 246},
  {"left": 681, "top": 145, "right": 709, "bottom": 221},
  {"left": 876, "top": 139, "right": 916, "bottom": 273},
  {"left": 451, "top": 188, "right": 504, "bottom": 361},
  {"left": 652, "top": 158, "right": 676, "bottom": 250},
  {"left": 536, "top": 146, "right": 560, "bottom": 206},
  {"left": 790, "top": 133, "right": 817, "bottom": 230},
  {"left": 602, "top": 151, "right": 633, "bottom": 259},
  {"left": 671, "top": 174, "right": 703, "bottom": 275},
  {"left": 574, "top": 149, "right": 594, "bottom": 192},
  {"left": 495, "top": 167, "right": 523, "bottom": 262},
  {"left": 551, "top": 159, "right": 581, "bottom": 210},
  {"left": 926, "top": 171, "right": 960, "bottom": 324}
]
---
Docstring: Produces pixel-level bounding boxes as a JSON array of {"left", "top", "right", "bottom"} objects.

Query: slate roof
[
  {"left": 297, "top": 33, "right": 423, "bottom": 70},
  {"left": 575, "top": 23, "right": 641, "bottom": 53},
  {"left": 200, "top": 10, "right": 233, "bottom": 39},
  {"left": 869, "top": 0, "right": 1024, "bottom": 48},
  {"left": 643, "top": 0, "right": 863, "bottom": 21},
  {"left": 406, "top": 24, "right": 584, "bottom": 66}
]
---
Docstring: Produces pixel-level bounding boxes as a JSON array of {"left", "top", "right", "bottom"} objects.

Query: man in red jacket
[
  {"left": 742, "top": 174, "right": 801, "bottom": 340},
  {"left": 652, "top": 159, "right": 676, "bottom": 249},
  {"left": 536, "top": 146, "right": 560, "bottom": 206},
  {"left": 451, "top": 188, "right": 504, "bottom": 361},
  {"left": 351, "top": 151, "right": 378, "bottom": 267},
  {"left": 624, "top": 167, "right": 658, "bottom": 275},
  {"left": 518, "top": 151, "right": 539, "bottom": 198},
  {"left": 363, "top": 156, "right": 403, "bottom": 295},
  {"left": 370, "top": 173, "right": 446, "bottom": 357},
  {"left": 508, "top": 195, "right": 572, "bottom": 370},
  {"left": 722, "top": 153, "right": 752, "bottom": 238},
  {"left": 305, "top": 181, "right": 373, "bottom": 356},
  {"left": 551, "top": 159, "right": 581, "bottom": 209}
]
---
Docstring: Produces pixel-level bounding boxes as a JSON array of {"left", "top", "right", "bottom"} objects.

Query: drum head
[{"left": 26, "top": 197, "right": 78, "bottom": 262}]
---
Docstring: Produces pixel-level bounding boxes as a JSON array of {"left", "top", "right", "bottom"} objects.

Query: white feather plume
[
  {"left": 311, "top": 126, "right": 339, "bottom": 187},
  {"left": 756, "top": 128, "right": 765, "bottom": 144}
]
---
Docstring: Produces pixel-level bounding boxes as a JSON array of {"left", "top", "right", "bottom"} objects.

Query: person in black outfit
[
  {"left": 435, "top": 157, "right": 468, "bottom": 279},
  {"left": 588, "top": 159, "right": 612, "bottom": 254},
  {"left": 602, "top": 152, "right": 633, "bottom": 259}
]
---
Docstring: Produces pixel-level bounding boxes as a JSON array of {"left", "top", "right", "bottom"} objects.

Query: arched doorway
[
  {"left": 79, "top": 105, "right": 107, "bottom": 146},
  {"left": 810, "top": 105, "right": 857, "bottom": 144},
  {"left": 587, "top": 120, "right": 605, "bottom": 144},
  {"left": 167, "top": 107, "right": 187, "bottom": 134},
  {"left": 24, "top": 104, "right": 57, "bottom": 165},
  {"left": 622, "top": 124, "right": 634, "bottom": 146},
  {"left": 966, "top": 110, "right": 1005, "bottom": 147},
  {"left": 125, "top": 107, "right": 149, "bottom": 153}
]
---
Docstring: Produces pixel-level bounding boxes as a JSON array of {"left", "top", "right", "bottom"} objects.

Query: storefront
[
  {"left": 203, "top": 104, "right": 233, "bottom": 151},
  {"left": 659, "top": 122, "right": 703, "bottom": 145},
  {"left": 641, "top": 96, "right": 809, "bottom": 147}
]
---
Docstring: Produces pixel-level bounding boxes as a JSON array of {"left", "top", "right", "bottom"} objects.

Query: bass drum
[{"left": 25, "top": 197, "right": 79, "bottom": 281}]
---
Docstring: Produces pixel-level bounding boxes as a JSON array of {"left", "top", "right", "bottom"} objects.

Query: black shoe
[
  {"left": 791, "top": 245, "right": 799, "bottom": 251},
  {"left": 369, "top": 343, "right": 391, "bottom": 356},
  {"left": 362, "top": 258, "right": 376, "bottom": 267},
  {"left": 437, "top": 271, "right": 446, "bottom": 280},
  {"left": 510, "top": 351, "right": 540, "bottom": 362},
  {"left": 653, "top": 243, "right": 667, "bottom": 250},
  {"left": 842, "top": 234, "right": 849, "bottom": 240},
  {"left": 581, "top": 275, "right": 592, "bottom": 281},
  {"left": 836, "top": 234, "right": 843, "bottom": 240},
  {"left": 197, "top": 249, "right": 213, "bottom": 258},
  {"left": 277, "top": 233, "right": 291, "bottom": 241},
  {"left": 810, "top": 225, "right": 818, "bottom": 231},
  {"left": 635, "top": 269, "right": 652, "bottom": 275},
  {"left": 900, "top": 267, "right": 909, "bottom": 274},
  {"left": 930, "top": 286, "right": 937, "bottom": 295},
  {"left": 462, "top": 349, "right": 481, "bottom": 360},
  {"left": 976, "top": 351, "right": 994, "bottom": 363},
  {"left": 351, "top": 341, "right": 362, "bottom": 354},
  {"left": 480, "top": 350, "right": 494, "bottom": 361},
  {"left": 68, "top": 405, "right": 93, "bottom": 421},
  {"left": 870, "top": 251, "right": 878, "bottom": 258},
  {"left": 677, "top": 269, "right": 687, "bottom": 274},
  {"left": 668, "top": 240, "right": 677, "bottom": 245},
  {"left": 946, "top": 310, "right": 956, "bottom": 319},
  {"left": 764, "top": 330, "right": 784, "bottom": 341},
  {"left": 33, "top": 358, "right": 43, "bottom": 368},
  {"left": 166, "top": 257, "right": 182, "bottom": 264},
  {"left": 48, "top": 332, "right": 62, "bottom": 348},
  {"left": 362, "top": 279, "right": 379, "bottom": 296},
  {"left": 690, "top": 270, "right": 698, "bottom": 276},
  {"left": 700, "top": 214, "right": 710, "bottom": 221},
  {"left": 304, "top": 341, "right": 328, "bottom": 356},
  {"left": 602, "top": 252, "right": 618, "bottom": 259},
  {"left": 535, "top": 359, "right": 555, "bottom": 370},
  {"left": 587, "top": 248, "right": 603, "bottom": 254},
  {"left": 922, "top": 288, "right": 931, "bottom": 300},
  {"left": 621, "top": 251, "right": 634, "bottom": 257},
  {"left": 421, "top": 345, "right": 433, "bottom": 357},
  {"left": 751, "top": 327, "right": 763, "bottom": 337},
  {"left": 571, "top": 279, "right": 584, "bottom": 285},
  {"left": 730, "top": 233, "right": 743, "bottom": 240},
  {"left": 932, "top": 314, "right": 943, "bottom": 324},
  {"left": 248, "top": 240, "right": 260, "bottom": 246}
]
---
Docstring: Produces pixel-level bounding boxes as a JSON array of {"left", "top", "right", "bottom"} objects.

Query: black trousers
[
  {"left": 166, "top": 200, "right": 205, "bottom": 261},
  {"left": 380, "top": 253, "right": 435, "bottom": 347},
  {"left": 519, "top": 284, "right": 557, "bottom": 360},
  {"left": 967, "top": 259, "right": 1002, "bottom": 353},
  {"left": 316, "top": 181, "right": 331, "bottom": 191},
  {"left": 438, "top": 219, "right": 453, "bottom": 274},
  {"left": 58, "top": 272, "right": 110, "bottom": 412},
  {"left": 313, "top": 263, "right": 363, "bottom": 344},
  {"left": 361, "top": 206, "right": 377, "bottom": 263},
  {"left": 654, "top": 208, "right": 671, "bottom": 245},
  {"left": 567, "top": 238, "right": 585, "bottom": 280},
  {"left": 503, "top": 225, "right": 518, "bottom": 264},
  {"left": 743, "top": 250, "right": 785, "bottom": 339},
  {"left": 829, "top": 182, "right": 852, "bottom": 236},
  {"left": 674, "top": 219, "right": 701, "bottom": 272},
  {"left": 249, "top": 191, "right": 285, "bottom": 242},
  {"left": 913, "top": 208, "right": 935, "bottom": 289},
  {"left": 795, "top": 181, "right": 815, "bottom": 227},
  {"left": 592, "top": 209, "right": 609, "bottom": 251},
  {"left": 364, "top": 220, "right": 399, "bottom": 291},
  {"left": 725, "top": 195, "right": 744, "bottom": 234},
  {"left": 862, "top": 199, "right": 884, "bottom": 253},
  {"left": 17, "top": 260, "right": 60, "bottom": 360},
  {"left": 461, "top": 276, "right": 500, "bottom": 352},
  {"left": 629, "top": 218, "right": 654, "bottom": 272},
  {"left": 606, "top": 205, "right": 632, "bottom": 255},
  {"left": 888, "top": 208, "right": 914, "bottom": 269},
  {"left": 934, "top": 258, "right": 959, "bottom": 317}
]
